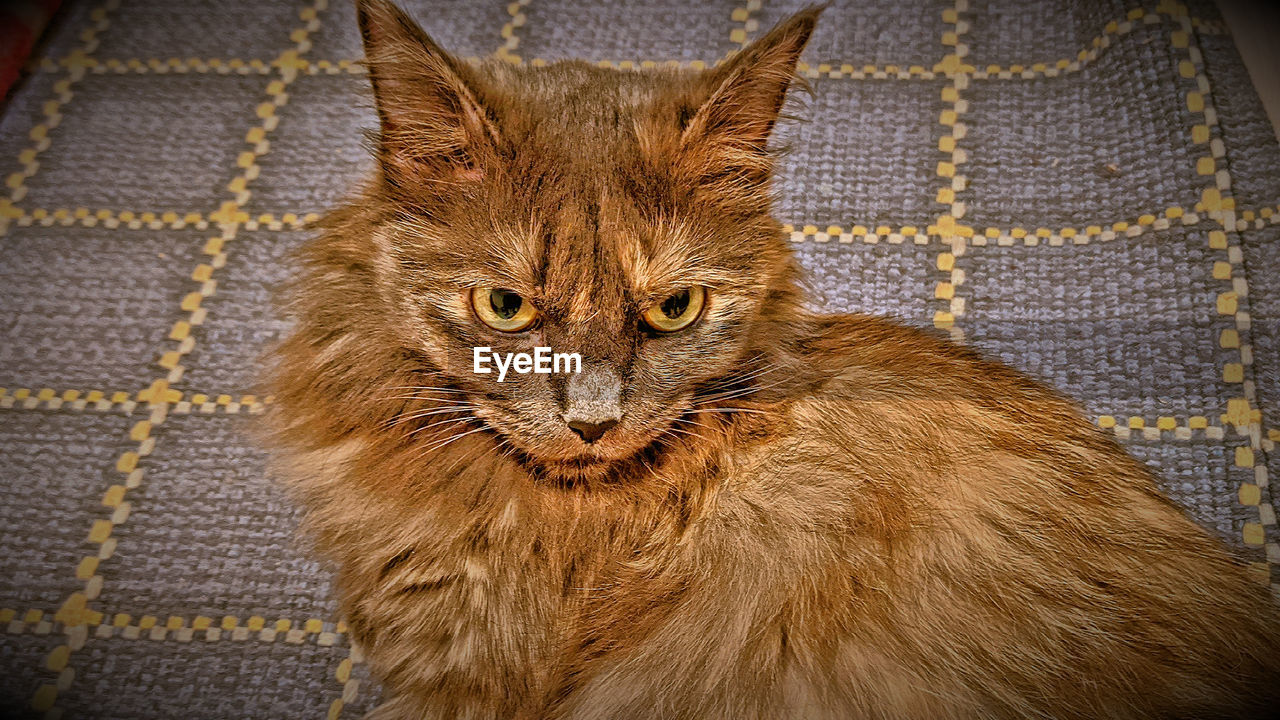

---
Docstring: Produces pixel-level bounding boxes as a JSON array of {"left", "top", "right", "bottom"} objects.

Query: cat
[{"left": 266, "top": 1, "right": 1280, "bottom": 718}]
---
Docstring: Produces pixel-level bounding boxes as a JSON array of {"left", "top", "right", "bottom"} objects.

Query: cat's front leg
[
  {"left": 361, "top": 694, "right": 431, "bottom": 720},
  {"left": 361, "top": 694, "right": 544, "bottom": 720},
  {"left": 338, "top": 545, "right": 558, "bottom": 720}
]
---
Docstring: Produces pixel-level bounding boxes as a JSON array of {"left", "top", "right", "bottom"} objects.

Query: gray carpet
[{"left": 1, "top": 0, "right": 1278, "bottom": 717}]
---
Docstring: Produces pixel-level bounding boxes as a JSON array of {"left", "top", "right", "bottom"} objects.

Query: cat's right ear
[
  {"left": 675, "top": 6, "right": 820, "bottom": 185},
  {"left": 357, "top": 0, "right": 499, "bottom": 187}
]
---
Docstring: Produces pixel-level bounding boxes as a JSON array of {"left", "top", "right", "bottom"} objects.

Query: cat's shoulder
[
  {"left": 798, "top": 312, "right": 994, "bottom": 386},
  {"left": 746, "top": 312, "right": 1110, "bottom": 482},
  {"left": 792, "top": 312, "right": 1074, "bottom": 418},
  {"left": 716, "top": 310, "right": 1144, "bottom": 538}
]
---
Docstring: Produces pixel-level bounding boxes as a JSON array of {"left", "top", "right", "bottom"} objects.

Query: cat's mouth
[
  {"left": 465, "top": 403, "right": 703, "bottom": 484},
  {"left": 530, "top": 454, "right": 623, "bottom": 484},
  {"left": 525, "top": 437, "right": 651, "bottom": 476},
  {"left": 513, "top": 438, "right": 675, "bottom": 486},
  {"left": 487, "top": 418, "right": 680, "bottom": 484}
]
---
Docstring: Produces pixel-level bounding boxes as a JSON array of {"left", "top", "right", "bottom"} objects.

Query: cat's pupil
[
  {"left": 490, "top": 289, "right": 522, "bottom": 319},
  {"left": 661, "top": 289, "right": 690, "bottom": 319}
]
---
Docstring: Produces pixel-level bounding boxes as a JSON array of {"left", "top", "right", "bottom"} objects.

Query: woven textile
[{"left": 1, "top": 0, "right": 1278, "bottom": 717}]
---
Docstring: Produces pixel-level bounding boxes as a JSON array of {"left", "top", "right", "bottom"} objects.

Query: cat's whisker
[
  {"left": 413, "top": 424, "right": 491, "bottom": 459},
  {"left": 387, "top": 402, "right": 479, "bottom": 418},
  {"left": 696, "top": 370, "right": 785, "bottom": 394},
  {"left": 692, "top": 407, "right": 768, "bottom": 415},
  {"left": 378, "top": 397, "right": 483, "bottom": 409},
  {"left": 703, "top": 390, "right": 768, "bottom": 405},
  {"left": 413, "top": 416, "right": 481, "bottom": 439},
  {"left": 400, "top": 415, "right": 472, "bottom": 443},
  {"left": 376, "top": 392, "right": 472, "bottom": 400},
  {"left": 406, "top": 388, "right": 469, "bottom": 395},
  {"left": 388, "top": 401, "right": 480, "bottom": 413},
  {"left": 672, "top": 416, "right": 715, "bottom": 432},
  {"left": 693, "top": 377, "right": 790, "bottom": 405},
  {"left": 695, "top": 390, "right": 762, "bottom": 405},
  {"left": 692, "top": 379, "right": 779, "bottom": 403},
  {"left": 492, "top": 437, "right": 520, "bottom": 464},
  {"left": 387, "top": 407, "right": 479, "bottom": 430},
  {"left": 405, "top": 416, "right": 479, "bottom": 439},
  {"left": 383, "top": 384, "right": 468, "bottom": 393},
  {"left": 404, "top": 429, "right": 481, "bottom": 468},
  {"left": 711, "top": 363, "right": 780, "bottom": 386},
  {"left": 696, "top": 362, "right": 780, "bottom": 390}
]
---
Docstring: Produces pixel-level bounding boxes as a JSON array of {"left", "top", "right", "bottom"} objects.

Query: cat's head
[{"left": 332, "top": 0, "right": 819, "bottom": 482}]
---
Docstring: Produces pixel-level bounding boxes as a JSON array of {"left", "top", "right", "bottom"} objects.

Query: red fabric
[{"left": 0, "top": 0, "right": 63, "bottom": 101}]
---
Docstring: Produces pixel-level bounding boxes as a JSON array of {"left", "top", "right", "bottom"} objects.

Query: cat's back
[
  {"left": 691, "top": 312, "right": 1280, "bottom": 719},
  {"left": 751, "top": 313, "right": 1249, "bottom": 599},
  {"left": 734, "top": 313, "right": 1124, "bottom": 515}
]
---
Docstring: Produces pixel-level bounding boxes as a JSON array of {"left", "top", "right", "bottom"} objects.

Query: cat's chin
[
  {"left": 486, "top": 415, "right": 687, "bottom": 486},
  {"left": 509, "top": 439, "right": 663, "bottom": 486},
  {"left": 531, "top": 457, "right": 622, "bottom": 485}
]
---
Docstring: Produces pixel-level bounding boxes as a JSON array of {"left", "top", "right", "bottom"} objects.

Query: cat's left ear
[
  {"left": 357, "top": 0, "right": 500, "bottom": 186},
  {"left": 681, "top": 7, "right": 820, "bottom": 174}
]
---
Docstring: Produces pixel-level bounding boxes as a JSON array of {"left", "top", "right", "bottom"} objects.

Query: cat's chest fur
[{"left": 304, "top": 406, "right": 874, "bottom": 718}]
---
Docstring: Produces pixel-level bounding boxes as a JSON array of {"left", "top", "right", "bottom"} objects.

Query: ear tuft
[
  {"left": 356, "top": 0, "right": 499, "bottom": 188},
  {"left": 680, "top": 6, "right": 822, "bottom": 178}
]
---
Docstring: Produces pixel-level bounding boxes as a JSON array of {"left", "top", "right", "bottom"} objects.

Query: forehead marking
[{"left": 566, "top": 282, "right": 596, "bottom": 323}]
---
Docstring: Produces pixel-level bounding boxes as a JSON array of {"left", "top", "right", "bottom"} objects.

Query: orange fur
[{"left": 266, "top": 2, "right": 1280, "bottom": 717}]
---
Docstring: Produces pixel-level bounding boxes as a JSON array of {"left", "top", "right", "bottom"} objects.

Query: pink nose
[{"left": 567, "top": 419, "right": 617, "bottom": 443}]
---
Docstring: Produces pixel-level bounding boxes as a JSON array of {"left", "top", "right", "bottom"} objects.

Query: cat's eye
[
  {"left": 641, "top": 286, "right": 706, "bottom": 332},
  {"left": 471, "top": 287, "right": 538, "bottom": 332}
]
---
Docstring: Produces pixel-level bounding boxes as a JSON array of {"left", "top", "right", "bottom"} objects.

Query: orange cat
[{"left": 267, "top": 2, "right": 1280, "bottom": 717}]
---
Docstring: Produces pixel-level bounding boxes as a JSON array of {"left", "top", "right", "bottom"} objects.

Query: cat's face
[{"left": 355, "top": 0, "right": 817, "bottom": 480}]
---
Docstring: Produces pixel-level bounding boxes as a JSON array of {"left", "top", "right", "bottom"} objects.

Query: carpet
[{"left": 0, "top": 0, "right": 1278, "bottom": 717}]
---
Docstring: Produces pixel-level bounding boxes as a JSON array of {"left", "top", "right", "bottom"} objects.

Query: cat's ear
[
  {"left": 357, "top": 0, "right": 499, "bottom": 186},
  {"left": 681, "top": 6, "right": 820, "bottom": 173}
]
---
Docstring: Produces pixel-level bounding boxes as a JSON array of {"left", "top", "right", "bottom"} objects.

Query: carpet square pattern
[{"left": 0, "top": 0, "right": 1278, "bottom": 717}]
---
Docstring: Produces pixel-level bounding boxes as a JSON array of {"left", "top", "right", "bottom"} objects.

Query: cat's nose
[
  {"left": 562, "top": 365, "right": 623, "bottom": 444},
  {"left": 567, "top": 419, "right": 617, "bottom": 444}
]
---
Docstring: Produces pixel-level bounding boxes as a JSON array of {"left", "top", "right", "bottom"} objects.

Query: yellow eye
[
  {"left": 471, "top": 287, "right": 538, "bottom": 332},
  {"left": 642, "top": 286, "right": 706, "bottom": 332}
]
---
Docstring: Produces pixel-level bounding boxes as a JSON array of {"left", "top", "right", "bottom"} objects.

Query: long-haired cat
[{"left": 266, "top": 2, "right": 1280, "bottom": 717}]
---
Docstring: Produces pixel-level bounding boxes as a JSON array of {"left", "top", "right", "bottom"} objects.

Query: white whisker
[
  {"left": 695, "top": 407, "right": 767, "bottom": 415},
  {"left": 375, "top": 394, "right": 476, "bottom": 403},
  {"left": 414, "top": 424, "right": 490, "bottom": 458},
  {"left": 388, "top": 407, "right": 478, "bottom": 429},
  {"left": 405, "top": 416, "right": 478, "bottom": 439}
]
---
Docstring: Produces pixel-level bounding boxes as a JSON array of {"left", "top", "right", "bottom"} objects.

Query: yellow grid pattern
[
  {"left": 0, "top": 204, "right": 320, "bottom": 231},
  {"left": 0, "top": 387, "right": 269, "bottom": 414},
  {"left": 23, "top": 5, "right": 1231, "bottom": 81},
  {"left": 1170, "top": 7, "right": 1280, "bottom": 569},
  {"left": 0, "top": 0, "right": 332, "bottom": 715},
  {"left": 1, "top": 0, "right": 1277, "bottom": 716},
  {"left": 3, "top": 608, "right": 347, "bottom": 645},
  {"left": 930, "top": 0, "right": 970, "bottom": 342}
]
